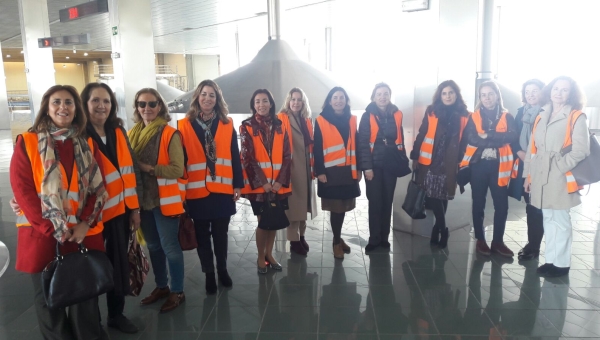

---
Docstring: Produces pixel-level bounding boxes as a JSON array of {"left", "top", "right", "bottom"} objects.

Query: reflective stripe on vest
[
  {"left": 277, "top": 112, "right": 315, "bottom": 179},
  {"left": 369, "top": 110, "right": 404, "bottom": 152},
  {"left": 156, "top": 126, "right": 185, "bottom": 216},
  {"left": 94, "top": 128, "right": 139, "bottom": 226},
  {"left": 458, "top": 110, "right": 515, "bottom": 187},
  {"left": 419, "top": 113, "right": 469, "bottom": 165},
  {"left": 17, "top": 133, "right": 103, "bottom": 235},
  {"left": 316, "top": 115, "right": 358, "bottom": 179},
  {"left": 178, "top": 117, "right": 235, "bottom": 199},
  {"left": 530, "top": 110, "right": 584, "bottom": 193},
  {"left": 240, "top": 121, "right": 291, "bottom": 194}
]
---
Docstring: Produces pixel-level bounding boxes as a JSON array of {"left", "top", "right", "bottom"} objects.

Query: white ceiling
[{"left": 0, "top": 0, "right": 332, "bottom": 55}]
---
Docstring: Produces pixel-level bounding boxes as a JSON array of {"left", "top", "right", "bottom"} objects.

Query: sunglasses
[{"left": 137, "top": 101, "right": 159, "bottom": 109}]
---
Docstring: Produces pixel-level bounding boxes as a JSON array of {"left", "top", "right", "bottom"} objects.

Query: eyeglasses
[{"left": 137, "top": 101, "right": 158, "bottom": 109}]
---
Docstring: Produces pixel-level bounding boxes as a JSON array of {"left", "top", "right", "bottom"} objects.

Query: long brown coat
[
  {"left": 283, "top": 112, "right": 318, "bottom": 221},
  {"left": 524, "top": 104, "right": 590, "bottom": 210}
]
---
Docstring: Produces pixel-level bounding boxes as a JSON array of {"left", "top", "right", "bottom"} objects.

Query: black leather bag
[
  {"left": 384, "top": 146, "right": 411, "bottom": 178},
  {"left": 42, "top": 242, "right": 114, "bottom": 309},
  {"left": 402, "top": 173, "right": 427, "bottom": 219},
  {"left": 258, "top": 195, "right": 290, "bottom": 230},
  {"left": 561, "top": 133, "right": 600, "bottom": 186},
  {"left": 324, "top": 165, "right": 355, "bottom": 187}
]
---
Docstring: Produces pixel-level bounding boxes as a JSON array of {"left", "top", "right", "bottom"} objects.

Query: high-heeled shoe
[
  {"left": 438, "top": 228, "right": 449, "bottom": 249},
  {"left": 430, "top": 225, "right": 440, "bottom": 245},
  {"left": 257, "top": 260, "right": 267, "bottom": 274},
  {"left": 265, "top": 256, "right": 282, "bottom": 271}
]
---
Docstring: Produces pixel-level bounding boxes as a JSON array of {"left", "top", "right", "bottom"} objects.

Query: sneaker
[
  {"left": 491, "top": 242, "right": 514, "bottom": 257},
  {"left": 476, "top": 240, "right": 491, "bottom": 256}
]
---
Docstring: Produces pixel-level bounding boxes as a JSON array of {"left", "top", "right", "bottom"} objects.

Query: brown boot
[
  {"left": 160, "top": 292, "right": 185, "bottom": 313},
  {"left": 333, "top": 243, "right": 344, "bottom": 259},
  {"left": 339, "top": 238, "right": 351, "bottom": 254},
  {"left": 140, "top": 287, "right": 170, "bottom": 305}
]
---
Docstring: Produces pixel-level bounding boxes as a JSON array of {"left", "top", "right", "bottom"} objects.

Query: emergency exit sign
[
  {"left": 112, "top": 26, "right": 118, "bottom": 36},
  {"left": 59, "top": 0, "right": 109, "bottom": 22}
]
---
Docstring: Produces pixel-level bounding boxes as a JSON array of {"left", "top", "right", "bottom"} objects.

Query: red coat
[{"left": 10, "top": 135, "right": 106, "bottom": 273}]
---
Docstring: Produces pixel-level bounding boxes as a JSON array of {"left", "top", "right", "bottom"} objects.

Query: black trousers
[
  {"left": 194, "top": 217, "right": 230, "bottom": 273},
  {"left": 470, "top": 160, "right": 508, "bottom": 242},
  {"left": 524, "top": 194, "right": 544, "bottom": 251},
  {"left": 366, "top": 168, "right": 397, "bottom": 246},
  {"left": 31, "top": 273, "right": 107, "bottom": 340}
]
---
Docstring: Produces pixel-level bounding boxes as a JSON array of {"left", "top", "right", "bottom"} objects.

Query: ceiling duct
[{"left": 167, "top": 0, "right": 367, "bottom": 116}]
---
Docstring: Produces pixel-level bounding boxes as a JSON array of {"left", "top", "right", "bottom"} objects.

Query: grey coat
[
  {"left": 524, "top": 104, "right": 590, "bottom": 210},
  {"left": 283, "top": 112, "right": 318, "bottom": 221}
]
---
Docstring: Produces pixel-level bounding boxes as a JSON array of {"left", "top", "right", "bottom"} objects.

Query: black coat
[
  {"left": 461, "top": 107, "right": 519, "bottom": 164},
  {"left": 314, "top": 106, "right": 361, "bottom": 200},
  {"left": 357, "top": 102, "right": 404, "bottom": 171}
]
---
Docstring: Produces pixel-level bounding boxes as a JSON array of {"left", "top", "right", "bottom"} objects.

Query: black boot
[
  {"left": 205, "top": 272, "right": 217, "bottom": 295},
  {"left": 438, "top": 228, "right": 449, "bottom": 249},
  {"left": 218, "top": 270, "right": 233, "bottom": 287},
  {"left": 430, "top": 225, "right": 441, "bottom": 245}
]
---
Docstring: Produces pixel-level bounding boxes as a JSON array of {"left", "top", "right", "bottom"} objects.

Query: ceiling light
[
  {"left": 84, "top": 52, "right": 88, "bottom": 56},
  {"left": 6, "top": 55, "right": 10, "bottom": 58},
  {"left": 76, "top": 63, "right": 81, "bottom": 66},
  {"left": 73, "top": 49, "right": 76, "bottom": 53},
  {"left": 66, "top": 56, "right": 70, "bottom": 59},
  {"left": 20, "top": 50, "right": 24, "bottom": 54}
]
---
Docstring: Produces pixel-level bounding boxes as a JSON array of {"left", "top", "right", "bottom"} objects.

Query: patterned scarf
[
  {"left": 38, "top": 125, "right": 107, "bottom": 242},
  {"left": 196, "top": 113, "right": 217, "bottom": 179},
  {"left": 129, "top": 117, "right": 168, "bottom": 157},
  {"left": 254, "top": 114, "right": 273, "bottom": 154}
]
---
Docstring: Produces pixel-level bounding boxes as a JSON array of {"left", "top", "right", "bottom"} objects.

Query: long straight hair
[{"left": 186, "top": 79, "right": 230, "bottom": 123}]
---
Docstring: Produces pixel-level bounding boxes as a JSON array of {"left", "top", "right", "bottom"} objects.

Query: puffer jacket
[{"left": 357, "top": 102, "right": 403, "bottom": 171}]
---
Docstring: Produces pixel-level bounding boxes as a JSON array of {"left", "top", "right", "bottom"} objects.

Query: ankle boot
[
  {"left": 438, "top": 228, "right": 449, "bottom": 249},
  {"left": 430, "top": 225, "right": 441, "bottom": 245},
  {"left": 290, "top": 241, "right": 308, "bottom": 256},
  {"left": 300, "top": 236, "right": 309, "bottom": 251},
  {"left": 205, "top": 272, "right": 217, "bottom": 295}
]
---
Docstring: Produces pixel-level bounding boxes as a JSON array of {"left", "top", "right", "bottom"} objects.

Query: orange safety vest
[
  {"left": 156, "top": 126, "right": 186, "bottom": 216},
  {"left": 277, "top": 112, "right": 315, "bottom": 178},
  {"left": 240, "top": 122, "right": 292, "bottom": 194},
  {"left": 316, "top": 115, "right": 358, "bottom": 179},
  {"left": 530, "top": 110, "right": 584, "bottom": 193},
  {"left": 177, "top": 117, "right": 235, "bottom": 199},
  {"left": 418, "top": 112, "right": 469, "bottom": 165},
  {"left": 369, "top": 110, "right": 404, "bottom": 152},
  {"left": 95, "top": 128, "right": 140, "bottom": 226},
  {"left": 459, "top": 110, "right": 515, "bottom": 187},
  {"left": 15, "top": 132, "right": 103, "bottom": 236}
]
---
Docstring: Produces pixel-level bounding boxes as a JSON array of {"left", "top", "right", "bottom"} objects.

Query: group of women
[{"left": 9, "top": 75, "right": 590, "bottom": 339}]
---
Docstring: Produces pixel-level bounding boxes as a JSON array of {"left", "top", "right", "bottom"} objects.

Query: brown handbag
[
  {"left": 178, "top": 212, "right": 198, "bottom": 251},
  {"left": 128, "top": 231, "right": 149, "bottom": 297}
]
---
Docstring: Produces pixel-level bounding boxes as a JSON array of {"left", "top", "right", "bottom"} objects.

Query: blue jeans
[{"left": 140, "top": 207, "right": 184, "bottom": 292}]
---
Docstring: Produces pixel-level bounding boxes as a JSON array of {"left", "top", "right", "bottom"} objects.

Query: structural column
[
  {"left": 18, "top": 0, "right": 55, "bottom": 122},
  {"left": 0, "top": 42, "right": 10, "bottom": 130},
  {"left": 109, "top": 0, "right": 157, "bottom": 129}
]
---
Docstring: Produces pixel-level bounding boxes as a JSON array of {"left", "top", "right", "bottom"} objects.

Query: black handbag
[
  {"left": 42, "top": 242, "right": 114, "bottom": 309},
  {"left": 258, "top": 195, "right": 290, "bottom": 230},
  {"left": 402, "top": 172, "right": 427, "bottom": 219},
  {"left": 324, "top": 165, "right": 355, "bottom": 187},
  {"left": 561, "top": 133, "right": 600, "bottom": 186},
  {"left": 384, "top": 145, "right": 412, "bottom": 178}
]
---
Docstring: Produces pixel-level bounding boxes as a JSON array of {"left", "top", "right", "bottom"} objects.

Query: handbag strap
[{"left": 55, "top": 241, "right": 87, "bottom": 258}]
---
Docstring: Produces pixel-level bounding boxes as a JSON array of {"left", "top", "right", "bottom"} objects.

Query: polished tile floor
[{"left": 1, "top": 128, "right": 600, "bottom": 339}]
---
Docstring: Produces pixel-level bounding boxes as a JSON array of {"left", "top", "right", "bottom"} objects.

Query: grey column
[
  {"left": 0, "top": 42, "right": 10, "bottom": 130},
  {"left": 109, "top": 0, "right": 157, "bottom": 129},
  {"left": 18, "top": 0, "right": 55, "bottom": 122}
]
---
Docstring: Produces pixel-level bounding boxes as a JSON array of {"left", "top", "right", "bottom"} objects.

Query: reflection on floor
[{"left": 1, "top": 128, "right": 599, "bottom": 340}]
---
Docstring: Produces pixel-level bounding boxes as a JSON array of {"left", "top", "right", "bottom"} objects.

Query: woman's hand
[
  {"left": 517, "top": 150, "right": 526, "bottom": 161},
  {"left": 523, "top": 177, "right": 531, "bottom": 193},
  {"left": 263, "top": 183, "right": 273, "bottom": 192},
  {"left": 10, "top": 197, "right": 21, "bottom": 215},
  {"left": 364, "top": 170, "right": 374, "bottom": 181},
  {"left": 138, "top": 162, "right": 153, "bottom": 173},
  {"left": 318, "top": 174, "right": 327, "bottom": 183},
  {"left": 233, "top": 188, "right": 241, "bottom": 201},
  {"left": 129, "top": 210, "right": 141, "bottom": 231},
  {"left": 272, "top": 182, "right": 282, "bottom": 192},
  {"left": 67, "top": 222, "right": 90, "bottom": 244}
]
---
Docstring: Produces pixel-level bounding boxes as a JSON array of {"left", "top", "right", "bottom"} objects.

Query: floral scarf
[{"left": 38, "top": 125, "right": 107, "bottom": 242}]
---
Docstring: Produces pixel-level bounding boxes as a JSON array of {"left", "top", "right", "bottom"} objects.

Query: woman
[
  {"left": 178, "top": 80, "right": 243, "bottom": 294},
  {"left": 314, "top": 86, "right": 361, "bottom": 259},
  {"left": 277, "top": 88, "right": 317, "bottom": 256},
  {"left": 128, "top": 88, "right": 186, "bottom": 312},
  {"left": 10, "top": 85, "right": 108, "bottom": 339},
  {"left": 82, "top": 83, "right": 142, "bottom": 332},
  {"left": 240, "top": 89, "right": 291, "bottom": 274},
  {"left": 524, "top": 76, "right": 590, "bottom": 277},
  {"left": 513, "top": 79, "right": 545, "bottom": 261},
  {"left": 410, "top": 80, "right": 470, "bottom": 248},
  {"left": 459, "top": 81, "right": 518, "bottom": 257},
  {"left": 358, "top": 82, "right": 405, "bottom": 252}
]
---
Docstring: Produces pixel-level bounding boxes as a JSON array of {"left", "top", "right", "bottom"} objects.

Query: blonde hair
[
  {"left": 280, "top": 87, "right": 311, "bottom": 119},
  {"left": 132, "top": 88, "right": 171, "bottom": 123},
  {"left": 186, "top": 79, "right": 230, "bottom": 123}
]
